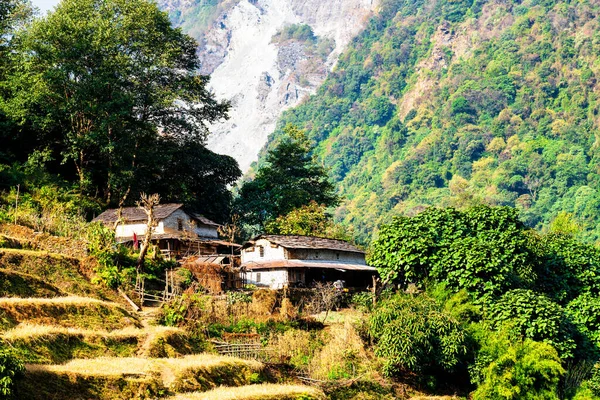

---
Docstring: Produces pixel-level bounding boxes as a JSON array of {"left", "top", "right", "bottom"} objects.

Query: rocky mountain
[{"left": 157, "top": 0, "right": 378, "bottom": 171}]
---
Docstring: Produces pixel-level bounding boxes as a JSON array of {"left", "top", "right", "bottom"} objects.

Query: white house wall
[
  {"left": 116, "top": 222, "right": 165, "bottom": 239},
  {"left": 241, "top": 239, "right": 286, "bottom": 263},
  {"left": 246, "top": 269, "right": 288, "bottom": 289},
  {"left": 115, "top": 209, "right": 218, "bottom": 239}
]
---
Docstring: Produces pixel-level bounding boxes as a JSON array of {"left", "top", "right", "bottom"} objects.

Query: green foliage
[
  {"left": 471, "top": 327, "right": 564, "bottom": 400},
  {"left": 368, "top": 293, "right": 469, "bottom": 380},
  {"left": 0, "top": 346, "right": 24, "bottom": 398},
  {"left": 0, "top": 0, "right": 239, "bottom": 222},
  {"left": 487, "top": 290, "right": 576, "bottom": 359},
  {"left": 265, "top": 201, "right": 351, "bottom": 240},
  {"left": 369, "top": 206, "right": 533, "bottom": 299},
  {"left": 273, "top": 24, "right": 317, "bottom": 43},
  {"left": 160, "top": 294, "right": 208, "bottom": 327},
  {"left": 263, "top": 0, "right": 600, "bottom": 243},
  {"left": 350, "top": 291, "right": 374, "bottom": 312},
  {"left": 235, "top": 125, "right": 339, "bottom": 234},
  {"left": 226, "top": 291, "right": 252, "bottom": 306},
  {"left": 566, "top": 293, "right": 600, "bottom": 350},
  {"left": 587, "top": 363, "right": 600, "bottom": 397}
]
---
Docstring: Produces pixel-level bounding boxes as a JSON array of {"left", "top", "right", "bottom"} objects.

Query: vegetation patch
[
  {"left": 0, "top": 248, "right": 118, "bottom": 301},
  {"left": 165, "top": 383, "right": 326, "bottom": 400},
  {"left": 0, "top": 268, "right": 64, "bottom": 298},
  {"left": 0, "top": 296, "right": 141, "bottom": 332},
  {"left": 14, "top": 355, "right": 264, "bottom": 399},
  {"left": 0, "top": 223, "right": 87, "bottom": 258}
]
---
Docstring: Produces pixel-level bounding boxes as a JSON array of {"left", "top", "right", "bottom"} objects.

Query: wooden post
[
  {"left": 14, "top": 184, "right": 19, "bottom": 225},
  {"left": 372, "top": 275, "right": 378, "bottom": 308}
]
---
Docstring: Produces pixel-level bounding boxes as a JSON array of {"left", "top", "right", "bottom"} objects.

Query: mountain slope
[
  {"left": 267, "top": 0, "right": 600, "bottom": 242},
  {"left": 158, "top": 0, "right": 378, "bottom": 171}
]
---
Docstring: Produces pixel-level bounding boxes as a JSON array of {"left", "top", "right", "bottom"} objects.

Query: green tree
[
  {"left": 369, "top": 293, "right": 469, "bottom": 382},
  {"left": 471, "top": 328, "right": 564, "bottom": 400},
  {"left": 3, "top": 0, "right": 229, "bottom": 203},
  {"left": 234, "top": 124, "right": 339, "bottom": 234},
  {"left": 264, "top": 200, "right": 351, "bottom": 240}
]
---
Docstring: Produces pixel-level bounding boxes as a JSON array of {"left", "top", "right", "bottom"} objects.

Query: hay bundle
[
  {"left": 250, "top": 289, "right": 277, "bottom": 316},
  {"left": 183, "top": 262, "right": 223, "bottom": 294}
]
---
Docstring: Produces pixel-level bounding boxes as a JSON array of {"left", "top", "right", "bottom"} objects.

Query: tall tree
[
  {"left": 3, "top": 0, "right": 229, "bottom": 204},
  {"left": 234, "top": 124, "right": 339, "bottom": 234}
]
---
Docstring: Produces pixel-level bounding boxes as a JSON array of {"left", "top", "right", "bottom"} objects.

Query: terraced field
[{"left": 0, "top": 231, "right": 324, "bottom": 399}]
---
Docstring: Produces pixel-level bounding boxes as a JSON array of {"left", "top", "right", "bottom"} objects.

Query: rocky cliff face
[{"left": 158, "top": 0, "right": 378, "bottom": 171}]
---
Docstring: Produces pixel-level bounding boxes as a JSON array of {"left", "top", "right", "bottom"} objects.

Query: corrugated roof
[
  {"left": 244, "top": 235, "right": 365, "bottom": 254},
  {"left": 242, "top": 260, "right": 377, "bottom": 272}
]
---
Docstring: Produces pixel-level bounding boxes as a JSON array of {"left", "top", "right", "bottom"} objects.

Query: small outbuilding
[{"left": 240, "top": 235, "right": 377, "bottom": 289}]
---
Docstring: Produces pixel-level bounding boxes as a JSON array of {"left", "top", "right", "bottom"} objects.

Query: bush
[
  {"left": 487, "top": 289, "right": 576, "bottom": 359},
  {"left": 0, "top": 346, "right": 24, "bottom": 399},
  {"left": 470, "top": 327, "right": 564, "bottom": 400},
  {"left": 368, "top": 293, "right": 470, "bottom": 381}
]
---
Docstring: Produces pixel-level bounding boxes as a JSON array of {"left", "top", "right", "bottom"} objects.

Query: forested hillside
[{"left": 268, "top": 0, "right": 600, "bottom": 242}]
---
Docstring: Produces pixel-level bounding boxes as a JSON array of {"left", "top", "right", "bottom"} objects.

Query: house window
[
  {"left": 259, "top": 246, "right": 264, "bottom": 257},
  {"left": 256, "top": 273, "right": 261, "bottom": 283},
  {"left": 177, "top": 219, "right": 183, "bottom": 231}
]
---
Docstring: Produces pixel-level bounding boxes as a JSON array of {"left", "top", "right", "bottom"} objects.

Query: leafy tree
[
  {"left": 487, "top": 289, "right": 576, "bottom": 360},
  {"left": 234, "top": 124, "right": 339, "bottom": 234},
  {"left": 264, "top": 201, "right": 350, "bottom": 240},
  {"left": 368, "top": 293, "right": 470, "bottom": 382},
  {"left": 471, "top": 328, "right": 564, "bottom": 400},
  {"left": 368, "top": 206, "right": 534, "bottom": 298},
  {"left": 2, "top": 0, "right": 230, "bottom": 205}
]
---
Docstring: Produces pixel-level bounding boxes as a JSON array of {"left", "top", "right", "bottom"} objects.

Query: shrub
[
  {"left": 471, "top": 327, "right": 564, "bottom": 400},
  {"left": 369, "top": 293, "right": 469, "bottom": 380},
  {"left": 487, "top": 289, "right": 576, "bottom": 359},
  {"left": 0, "top": 346, "right": 24, "bottom": 399}
]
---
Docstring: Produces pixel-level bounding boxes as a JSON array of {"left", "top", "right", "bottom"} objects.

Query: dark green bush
[{"left": 369, "top": 294, "right": 470, "bottom": 380}]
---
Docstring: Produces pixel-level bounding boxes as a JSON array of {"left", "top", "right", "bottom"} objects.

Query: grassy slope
[
  {"left": 0, "top": 248, "right": 118, "bottom": 301},
  {"left": 15, "top": 355, "right": 264, "bottom": 400},
  {"left": 167, "top": 384, "right": 326, "bottom": 400}
]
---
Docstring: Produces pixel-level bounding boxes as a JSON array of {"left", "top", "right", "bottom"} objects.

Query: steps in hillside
[
  {"left": 14, "top": 355, "right": 264, "bottom": 400},
  {"left": 0, "top": 296, "right": 141, "bottom": 331},
  {"left": 0, "top": 268, "right": 65, "bottom": 298},
  {"left": 165, "top": 384, "right": 326, "bottom": 400},
  {"left": 2, "top": 324, "right": 199, "bottom": 363},
  {"left": 0, "top": 248, "right": 120, "bottom": 301}
]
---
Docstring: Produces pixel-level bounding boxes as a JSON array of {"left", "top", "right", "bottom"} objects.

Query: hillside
[
  {"left": 0, "top": 226, "right": 325, "bottom": 399},
  {"left": 264, "top": 0, "right": 600, "bottom": 243},
  {"left": 157, "top": 0, "right": 378, "bottom": 171}
]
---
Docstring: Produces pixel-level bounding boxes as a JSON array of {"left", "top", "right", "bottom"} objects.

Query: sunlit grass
[{"left": 165, "top": 383, "right": 326, "bottom": 400}]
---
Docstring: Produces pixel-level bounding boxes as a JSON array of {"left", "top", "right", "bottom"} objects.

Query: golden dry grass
[
  {"left": 1, "top": 323, "right": 181, "bottom": 341},
  {"left": 0, "top": 295, "right": 108, "bottom": 306},
  {"left": 165, "top": 384, "right": 326, "bottom": 400},
  {"left": 0, "top": 295, "right": 141, "bottom": 332},
  {"left": 26, "top": 354, "right": 262, "bottom": 379}
]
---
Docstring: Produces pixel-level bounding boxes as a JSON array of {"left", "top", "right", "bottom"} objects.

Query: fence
[{"left": 210, "top": 340, "right": 273, "bottom": 362}]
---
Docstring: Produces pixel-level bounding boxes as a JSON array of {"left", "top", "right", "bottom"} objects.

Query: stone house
[{"left": 240, "top": 235, "right": 377, "bottom": 289}]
